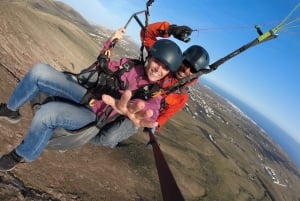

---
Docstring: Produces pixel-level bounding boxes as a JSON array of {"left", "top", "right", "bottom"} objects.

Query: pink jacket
[{"left": 90, "top": 40, "right": 162, "bottom": 121}]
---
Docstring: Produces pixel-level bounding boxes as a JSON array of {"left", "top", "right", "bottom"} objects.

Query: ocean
[{"left": 201, "top": 79, "right": 300, "bottom": 168}]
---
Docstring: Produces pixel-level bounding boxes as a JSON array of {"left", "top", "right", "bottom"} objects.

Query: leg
[
  {"left": 16, "top": 102, "right": 96, "bottom": 162},
  {"left": 7, "top": 63, "right": 87, "bottom": 111},
  {"left": 90, "top": 117, "right": 138, "bottom": 148}
]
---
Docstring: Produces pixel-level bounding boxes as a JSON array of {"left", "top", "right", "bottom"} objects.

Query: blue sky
[{"left": 57, "top": 0, "right": 300, "bottom": 144}]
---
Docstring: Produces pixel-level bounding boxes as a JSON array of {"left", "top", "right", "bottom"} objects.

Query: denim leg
[
  {"left": 15, "top": 101, "right": 96, "bottom": 162},
  {"left": 7, "top": 63, "right": 87, "bottom": 111},
  {"left": 90, "top": 118, "right": 138, "bottom": 148}
]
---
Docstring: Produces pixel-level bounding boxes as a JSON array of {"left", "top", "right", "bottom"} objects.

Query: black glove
[{"left": 168, "top": 24, "right": 192, "bottom": 42}]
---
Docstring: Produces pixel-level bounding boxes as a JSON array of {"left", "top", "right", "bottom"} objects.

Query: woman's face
[
  {"left": 145, "top": 57, "right": 170, "bottom": 82},
  {"left": 175, "top": 63, "right": 193, "bottom": 79}
]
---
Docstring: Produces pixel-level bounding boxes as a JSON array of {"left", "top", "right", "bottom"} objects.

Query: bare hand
[
  {"left": 111, "top": 27, "right": 126, "bottom": 41},
  {"left": 102, "top": 90, "right": 158, "bottom": 128}
]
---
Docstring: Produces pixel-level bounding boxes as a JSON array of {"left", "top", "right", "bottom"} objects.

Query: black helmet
[
  {"left": 148, "top": 39, "right": 182, "bottom": 72},
  {"left": 183, "top": 45, "right": 210, "bottom": 73}
]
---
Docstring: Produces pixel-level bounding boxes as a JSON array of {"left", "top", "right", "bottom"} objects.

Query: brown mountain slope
[
  {"left": 0, "top": 0, "right": 99, "bottom": 77},
  {"left": 1, "top": 1, "right": 300, "bottom": 201}
]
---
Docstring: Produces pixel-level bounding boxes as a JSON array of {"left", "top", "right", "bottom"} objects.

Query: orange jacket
[
  {"left": 156, "top": 92, "right": 189, "bottom": 132},
  {"left": 140, "top": 21, "right": 171, "bottom": 51},
  {"left": 156, "top": 74, "right": 198, "bottom": 132}
]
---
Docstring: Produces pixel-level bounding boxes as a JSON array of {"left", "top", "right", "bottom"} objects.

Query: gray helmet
[
  {"left": 148, "top": 39, "right": 182, "bottom": 72},
  {"left": 183, "top": 45, "right": 210, "bottom": 73}
]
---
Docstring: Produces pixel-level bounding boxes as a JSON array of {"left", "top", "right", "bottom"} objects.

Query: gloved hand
[{"left": 168, "top": 24, "right": 192, "bottom": 42}]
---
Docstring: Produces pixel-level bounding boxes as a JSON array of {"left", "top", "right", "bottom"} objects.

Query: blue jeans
[
  {"left": 7, "top": 63, "right": 96, "bottom": 161},
  {"left": 7, "top": 63, "right": 87, "bottom": 110},
  {"left": 90, "top": 117, "right": 138, "bottom": 148}
]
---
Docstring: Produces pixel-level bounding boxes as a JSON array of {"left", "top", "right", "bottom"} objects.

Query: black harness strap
[
  {"left": 131, "top": 82, "right": 160, "bottom": 100},
  {"left": 95, "top": 106, "right": 121, "bottom": 129}
]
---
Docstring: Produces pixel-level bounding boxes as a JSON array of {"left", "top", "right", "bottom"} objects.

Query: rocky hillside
[
  {"left": 0, "top": 0, "right": 139, "bottom": 76},
  {"left": 1, "top": 1, "right": 300, "bottom": 201}
]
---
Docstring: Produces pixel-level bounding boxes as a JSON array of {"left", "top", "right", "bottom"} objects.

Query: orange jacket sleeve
[
  {"left": 156, "top": 92, "right": 189, "bottom": 132},
  {"left": 140, "top": 21, "right": 171, "bottom": 51}
]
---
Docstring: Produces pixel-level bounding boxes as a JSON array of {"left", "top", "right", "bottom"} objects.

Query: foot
[
  {"left": 0, "top": 103, "right": 21, "bottom": 123},
  {"left": 0, "top": 150, "right": 24, "bottom": 171}
]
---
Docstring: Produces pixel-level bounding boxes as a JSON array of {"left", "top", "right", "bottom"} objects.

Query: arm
[
  {"left": 156, "top": 92, "right": 189, "bottom": 132},
  {"left": 140, "top": 21, "right": 171, "bottom": 51},
  {"left": 99, "top": 27, "right": 126, "bottom": 57}
]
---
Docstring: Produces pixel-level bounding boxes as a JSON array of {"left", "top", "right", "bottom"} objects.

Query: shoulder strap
[
  {"left": 117, "top": 59, "right": 143, "bottom": 74},
  {"left": 114, "top": 58, "right": 144, "bottom": 90}
]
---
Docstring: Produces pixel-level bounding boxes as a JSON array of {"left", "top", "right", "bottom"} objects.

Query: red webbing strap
[{"left": 147, "top": 130, "right": 185, "bottom": 201}]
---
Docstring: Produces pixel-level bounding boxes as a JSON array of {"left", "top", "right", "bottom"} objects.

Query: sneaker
[
  {"left": 0, "top": 103, "right": 21, "bottom": 123},
  {"left": 0, "top": 150, "right": 24, "bottom": 171}
]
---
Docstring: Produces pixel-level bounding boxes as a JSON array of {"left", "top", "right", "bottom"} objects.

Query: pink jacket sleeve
[{"left": 99, "top": 39, "right": 114, "bottom": 58}]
